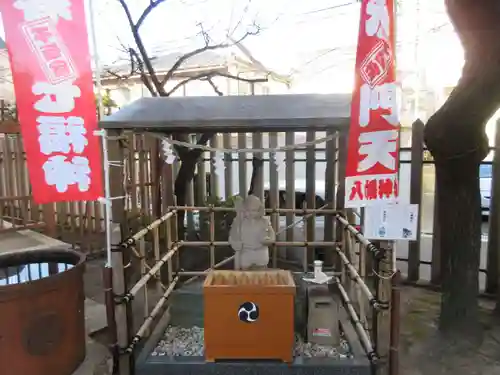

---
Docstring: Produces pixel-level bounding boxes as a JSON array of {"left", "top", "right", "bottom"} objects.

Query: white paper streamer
[
  {"left": 272, "top": 151, "right": 285, "bottom": 172},
  {"left": 213, "top": 152, "right": 225, "bottom": 177},
  {"left": 161, "top": 138, "right": 176, "bottom": 164}
]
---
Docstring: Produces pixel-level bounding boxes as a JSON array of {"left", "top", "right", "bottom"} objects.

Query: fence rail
[
  {"left": 1, "top": 120, "right": 500, "bottom": 295},
  {"left": 106, "top": 202, "right": 391, "bottom": 374}
]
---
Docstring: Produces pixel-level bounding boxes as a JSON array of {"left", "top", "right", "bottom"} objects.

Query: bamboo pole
[
  {"left": 389, "top": 271, "right": 401, "bottom": 375},
  {"left": 167, "top": 205, "right": 340, "bottom": 215},
  {"left": 127, "top": 242, "right": 183, "bottom": 299},
  {"left": 336, "top": 214, "right": 383, "bottom": 259},
  {"left": 173, "top": 240, "right": 341, "bottom": 247},
  {"left": 335, "top": 246, "right": 383, "bottom": 310},
  {"left": 183, "top": 255, "right": 235, "bottom": 285},
  {"left": 302, "top": 203, "right": 308, "bottom": 272},
  {"left": 122, "top": 210, "right": 176, "bottom": 246},
  {"left": 336, "top": 277, "right": 377, "bottom": 364},
  {"left": 139, "top": 238, "right": 149, "bottom": 327},
  {"left": 125, "top": 275, "right": 180, "bottom": 353},
  {"left": 209, "top": 208, "right": 215, "bottom": 268},
  {"left": 153, "top": 226, "right": 162, "bottom": 293}
]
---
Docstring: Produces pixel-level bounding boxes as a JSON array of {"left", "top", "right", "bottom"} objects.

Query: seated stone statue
[{"left": 229, "top": 195, "right": 275, "bottom": 270}]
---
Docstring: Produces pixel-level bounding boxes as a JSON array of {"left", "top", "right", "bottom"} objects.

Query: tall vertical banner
[
  {"left": 0, "top": 0, "right": 103, "bottom": 204},
  {"left": 345, "top": 0, "right": 400, "bottom": 207}
]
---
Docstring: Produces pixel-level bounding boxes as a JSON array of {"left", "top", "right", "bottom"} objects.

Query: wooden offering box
[{"left": 203, "top": 270, "right": 296, "bottom": 363}]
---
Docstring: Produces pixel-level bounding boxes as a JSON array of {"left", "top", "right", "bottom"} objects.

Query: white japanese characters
[
  {"left": 11, "top": 0, "right": 96, "bottom": 199},
  {"left": 42, "top": 155, "right": 91, "bottom": 193},
  {"left": 37, "top": 116, "right": 88, "bottom": 155},
  {"left": 32, "top": 81, "right": 81, "bottom": 113},
  {"left": 359, "top": 83, "right": 398, "bottom": 127},
  {"left": 358, "top": 130, "right": 397, "bottom": 173},
  {"left": 365, "top": 0, "right": 389, "bottom": 39},
  {"left": 23, "top": 18, "right": 77, "bottom": 84},
  {"left": 14, "top": 0, "right": 73, "bottom": 23}
]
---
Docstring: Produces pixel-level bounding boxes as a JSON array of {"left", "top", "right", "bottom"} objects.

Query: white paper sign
[{"left": 364, "top": 204, "right": 419, "bottom": 241}]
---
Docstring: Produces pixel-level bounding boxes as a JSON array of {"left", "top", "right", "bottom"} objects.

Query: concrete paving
[{"left": 0, "top": 220, "right": 111, "bottom": 375}]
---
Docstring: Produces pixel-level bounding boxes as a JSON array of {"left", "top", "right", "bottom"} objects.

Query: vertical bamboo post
[
  {"left": 164, "top": 216, "right": 173, "bottom": 284},
  {"left": 408, "top": 120, "right": 424, "bottom": 282},
  {"left": 252, "top": 133, "right": 264, "bottom": 200},
  {"left": 389, "top": 270, "right": 401, "bottom": 375},
  {"left": 302, "top": 202, "right": 308, "bottom": 273},
  {"left": 306, "top": 131, "right": 316, "bottom": 264},
  {"left": 335, "top": 132, "right": 348, "bottom": 269},
  {"left": 238, "top": 133, "right": 248, "bottom": 197},
  {"left": 172, "top": 198, "right": 180, "bottom": 273},
  {"left": 285, "top": 132, "right": 295, "bottom": 261},
  {"left": 269, "top": 132, "right": 279, "bottom": 268},
  {"left": 103, "top": 267, "right": 118, "bottom": 373},
  {"left": 153, "top": 226, "right": 162, "bottom": 293},
  {"left": 209, "top": 135, "right": 220, "bottom": 198},
  {"left": 139, "top": 238, "right": 149, "bottom": 336},
  {"left": 430, "top": 174, "right": 441, "bottom": 285},
  {"left": 324, "top": 129, "right": 337, "bottom": 267},
  {"left": 107, "top": 129, "right": 132, "bottom": 375},
  {"left": 375, "top": 241, "right": 393, "bottom": 364},
  {"left": 223, "top": 133, "right": 233, "bottom": 199},
  {"left": 209, "top": 206, "right": 215, "bottom": 269}
]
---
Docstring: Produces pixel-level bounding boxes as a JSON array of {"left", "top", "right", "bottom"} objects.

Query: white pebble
[{"left": 151, "top": 326, "right": 352, "bottom": 359}]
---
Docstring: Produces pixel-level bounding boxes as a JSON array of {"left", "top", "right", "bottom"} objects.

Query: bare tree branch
[
  {"left": 117, "top": 0, "right": 165, "bottom": 95},
  {"left": 159, "top": 24, "right": 261, "bottom": 88},
  {"left": 136, "top": 0, "right": 166, "bottom": 29},
  {"left": 165, "top": 70, "right": 267, "bottom": 97},
  {"left": 204, "top": 77, "right": 223, "bottom": 96},
  {"left": 129, "top": 48, "right": 157, "bottom": 96}
]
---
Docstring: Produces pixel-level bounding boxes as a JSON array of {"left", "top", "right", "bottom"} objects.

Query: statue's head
[{"left": 242, "top": 195, "right": 264, "bottom": 220}]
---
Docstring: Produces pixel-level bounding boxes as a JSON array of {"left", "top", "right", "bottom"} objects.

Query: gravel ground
[{"left": 151, "top": 325, "right": 352, "bottom": 359}]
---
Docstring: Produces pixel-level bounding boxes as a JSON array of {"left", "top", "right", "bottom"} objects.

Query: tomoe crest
[{"left": 238, "top": 302, "right": 259, "bottom": 323}]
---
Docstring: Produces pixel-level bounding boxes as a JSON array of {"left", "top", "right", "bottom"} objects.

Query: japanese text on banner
[
  {"left": 1, "top": 0, "right": 103, "bottom": 204},
  {"left": 345, "top": 0, "right": 400, "bottom": 208}
]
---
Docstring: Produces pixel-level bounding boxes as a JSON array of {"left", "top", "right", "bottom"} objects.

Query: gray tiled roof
[
  {"left": 105, "top": 50, "right": 228, "bottom": 76},
  {"left": 100, "top": 93, "right": 351, "bottom": 133}
]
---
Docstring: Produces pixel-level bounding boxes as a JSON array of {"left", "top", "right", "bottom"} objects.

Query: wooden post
[
  {"left": 306, "top": 131, "right": 316, "bottom": 265},
  {"left": 375, "top": 241, "right": 393, "bottom": 369},
  {"left": 285, "top": 132, "right": 295, "bottom": 262},
  {"left": 389, "top": 271, "right": 401, "bottom": 375},
  {"left": 408, "top": 120, "right": 424, "bottom": 282},
  {"left": 486, "top": 119, "right": 500, "bottom": 294},
  {"left": 335, "top": 132, "right": 348, "bottom": 269},
  {"left": 107, "top": 130, "right": 132, "bottom": 375},
  {"left": 430, "top": 175, "right": 441, "bottom": 285},
  {"left": 42, "top": 203, "right": 57, "bottom": 237},
  {"left": 323, "top": 129, "right": 337, "bottom": 267},
  {"left": 269, "top": 132, "right": 279, "bottom": 268}
]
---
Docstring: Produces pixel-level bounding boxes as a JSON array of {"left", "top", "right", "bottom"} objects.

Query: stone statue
[{"left": 229, "top": 195, "right": 275, "bottom": 270}]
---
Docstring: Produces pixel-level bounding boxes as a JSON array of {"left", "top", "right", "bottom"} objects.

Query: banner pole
[{"left": 88, "top": 0, "right": 112, "bottom": 267}]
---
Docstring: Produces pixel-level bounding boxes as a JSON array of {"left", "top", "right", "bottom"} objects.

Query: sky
[
  {"left": 0, "top": 0, "right": 465, "bottom": 93},
  {"left": 85, "top": 0, "right": 464, "bottom": 92}
]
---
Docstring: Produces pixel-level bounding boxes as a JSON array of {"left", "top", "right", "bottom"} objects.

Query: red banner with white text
[
  {"left": 345, "top": 0, "right": 400, "bottom": 208},
  {"left": 0, "top": 0, "right": 103, "bottom": 204}
]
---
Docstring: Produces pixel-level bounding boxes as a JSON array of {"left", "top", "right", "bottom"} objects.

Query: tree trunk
[
  {"left": 434, "top": 160, "right": 482, "bottom": 334},
  {"left": 174, "top": 155, "right": 199, "bottom": 240},
  {"left": 424, "top": 0, "right": 500, "bottom": 333}
]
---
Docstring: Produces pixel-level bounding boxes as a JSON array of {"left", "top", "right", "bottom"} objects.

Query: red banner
[
  {"left": 345, "top": 0, "right": 399, "bottom": 207},
  {"left": 0, "top": 0, "right": 103, "bottom": 204}
]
